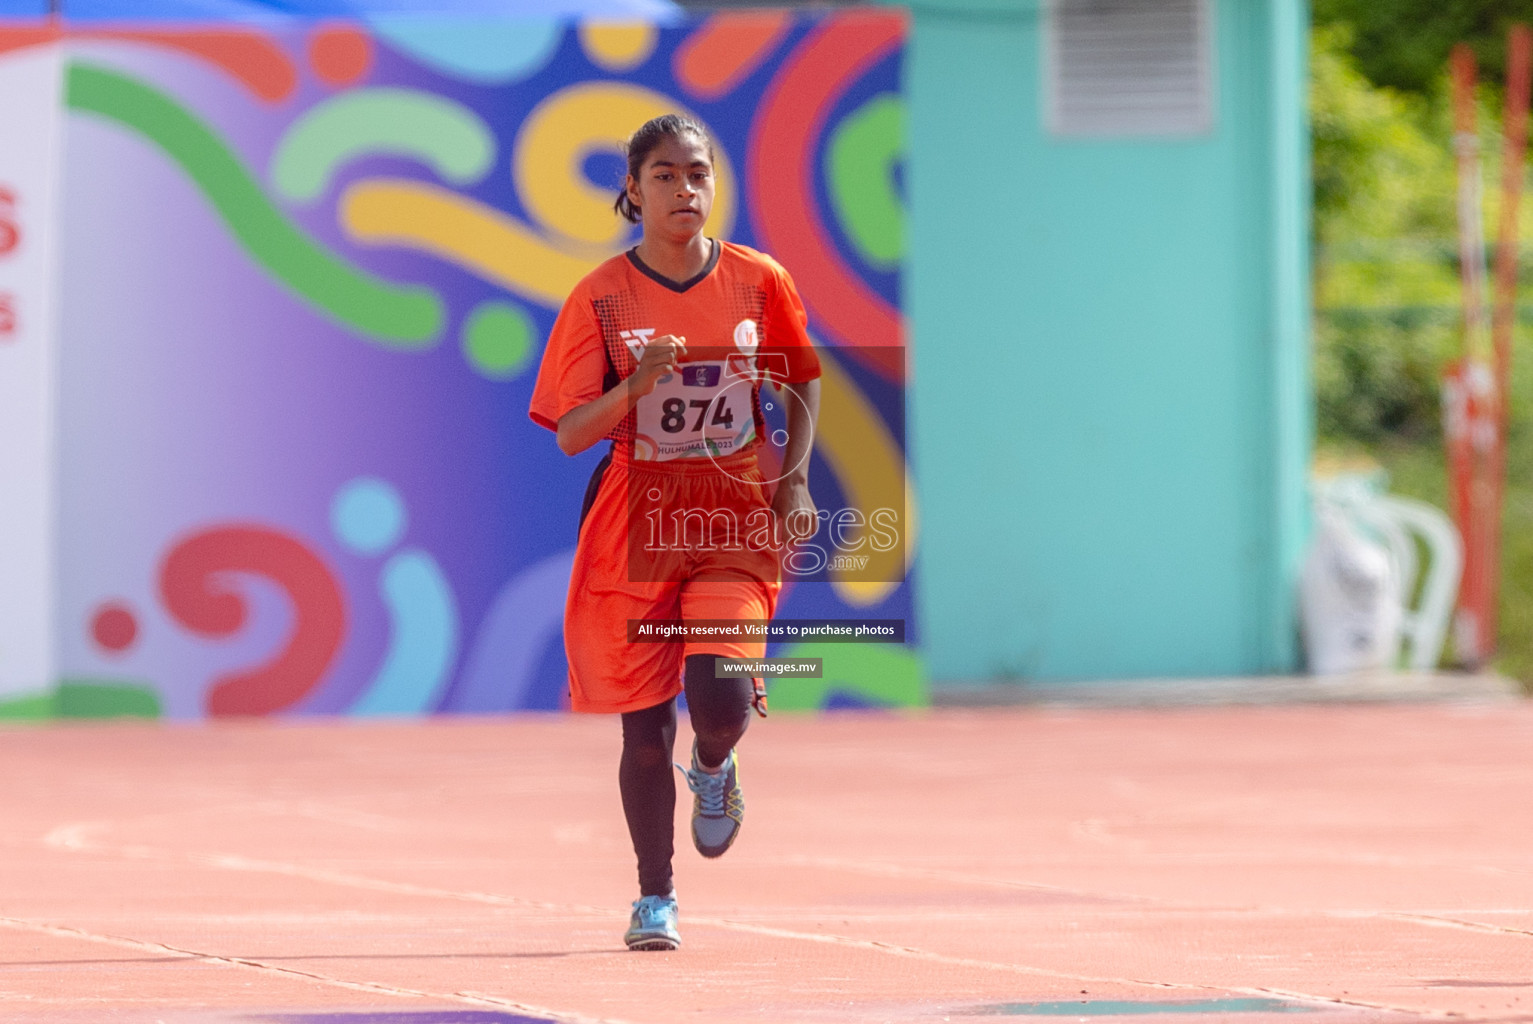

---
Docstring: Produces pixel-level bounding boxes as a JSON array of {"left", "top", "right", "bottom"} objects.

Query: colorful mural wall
[{"left": 0, "top": 10, "right": 920, "bottom": 719}]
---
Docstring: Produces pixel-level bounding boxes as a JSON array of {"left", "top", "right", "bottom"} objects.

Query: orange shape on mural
[
  {"left": 160, "top": 525, "right": 347, "bottom": 717},
  {"left": 77, "top": 28, "right": 297, "bottom": 102},
  {"left": 0, "top": 21, "right": 63, "bottom": 57},
  {"left": 308, "top": 22, "right": 372, "bottom": 87},
  {"left": 673, "top": 11, "right": 792, "bottom": 101}
]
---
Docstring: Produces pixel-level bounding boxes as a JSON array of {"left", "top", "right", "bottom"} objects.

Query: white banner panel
[{"left": 0, "top": 36, "right": 62, "bottom": 699}]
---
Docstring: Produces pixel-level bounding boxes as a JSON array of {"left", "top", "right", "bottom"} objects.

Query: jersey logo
[
  {"left": 733, "top": 319, "right": 759, "bottom": 355},
  {"left": 681, "top": 365, "right": 721, "bottom": 387},
  {"left": 619, "top": 328, "right": 656, "bottom": 361}
]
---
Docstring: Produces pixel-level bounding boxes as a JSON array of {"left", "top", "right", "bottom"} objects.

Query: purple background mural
[{"left": 0, "top": 11, "right": 919, "bottom": 718}]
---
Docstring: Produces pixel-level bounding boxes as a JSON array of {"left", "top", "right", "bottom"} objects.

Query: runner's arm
[{"left": 556, "top": 335, "right": 687, "bottom": 455}]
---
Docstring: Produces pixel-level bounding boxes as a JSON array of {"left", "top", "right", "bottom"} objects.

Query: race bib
[{"left": 633, "top": 361, "right": 757, "bottom": 461}]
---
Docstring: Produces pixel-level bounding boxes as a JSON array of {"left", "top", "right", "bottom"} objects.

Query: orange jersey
[
  {"left": 529, "top": 240, "right": 820, "bottom": 458},
  {"left": 562, "top": 451, "right": 780, "bottom": 713},
  {"left": 530, "top": 240, "right": 820, "bottom": 714}
]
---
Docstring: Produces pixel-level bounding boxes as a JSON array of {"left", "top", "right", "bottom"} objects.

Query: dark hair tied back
[{"left": 613, "top": 114, "right": 713, "bottom": 224}]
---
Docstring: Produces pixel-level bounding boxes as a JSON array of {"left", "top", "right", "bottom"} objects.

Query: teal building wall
[{"left": 906, "top": 0, "right": 1312, "bottom": 683}]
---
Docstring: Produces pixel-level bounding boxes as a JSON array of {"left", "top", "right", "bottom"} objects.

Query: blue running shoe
[
  {"left": 679, "top": 743, "right": 743, "bottom": 858},
  {"left": 624, "top": 893, "right": 680, "bottom": 951}
]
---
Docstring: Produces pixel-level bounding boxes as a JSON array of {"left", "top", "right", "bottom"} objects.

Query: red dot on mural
[
  {"left": 308, "top": 24, "right": 373, "bottom": 87},
  {"left": 91, "top": 603, "right": 139, "bottom": 653}
]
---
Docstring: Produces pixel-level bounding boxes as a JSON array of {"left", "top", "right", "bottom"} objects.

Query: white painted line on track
[
  {"left": 780, "top": 853, "right": 1163, "bottom": 903},
  {"left": 1376, "top": 912, "right": 1533, "bottom": 938},
  {"left": 46, "top": 817, "right": 613, "bottom": 915},
  {"left": 779, "top": 853, "right": 1533, "bottom": 941},
  {"left": 681, "top": 917, "right": 1444, "bottom": 1019},
  {"left": 38, "top": 817, "right": 1452, "bottom": 1020},
  {"left": 0, "top": 915, "right": 635, "bottom": 1024}
]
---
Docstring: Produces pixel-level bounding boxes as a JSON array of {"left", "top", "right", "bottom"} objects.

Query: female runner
[{"left": 528, "top": 114, "right": 821, "bottom": 950}]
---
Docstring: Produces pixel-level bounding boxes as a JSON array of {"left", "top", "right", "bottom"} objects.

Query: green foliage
[
  {"left": 1314, "top": 0, "right": 1533, "bottom": 95},
  {"left": 1314, "top": 313, "right": 1457, "bottom": 441},
  {"left": 1311, "top": 25, "right": 1456, "bottom": 239},
  {"left": 1313, "top": 19, "right": 1533, "bottom": 682},
  {"left": 1312, "top": 26, "right": 1463, "bottom": 444}
]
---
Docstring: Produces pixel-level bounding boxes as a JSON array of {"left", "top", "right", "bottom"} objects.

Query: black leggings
[{"left": 619, "top": 654, "right": 755, "bottom": 897}]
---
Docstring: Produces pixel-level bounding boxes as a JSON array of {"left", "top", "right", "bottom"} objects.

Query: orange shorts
[{"left": 564, "top": 449, "right": 782, "bottom": 714}]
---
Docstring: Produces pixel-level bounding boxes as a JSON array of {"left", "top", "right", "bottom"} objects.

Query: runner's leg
[
  {"left": 683, "top": 655, "right": 753, "bottom": 769},
  {"left": 619, "top": 697, "right": 678, "bottom": 897}
]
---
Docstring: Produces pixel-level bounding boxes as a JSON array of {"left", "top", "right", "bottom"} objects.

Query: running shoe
[
  {"left": 679, "top": 743, "right": 744, "bottom": 858},
  {"left": 624, "top": 893, "right": 680, "bottom": 951}
]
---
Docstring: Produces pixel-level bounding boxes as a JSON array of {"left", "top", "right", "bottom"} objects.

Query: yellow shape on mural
[
  {"left": 515, "top": 81, "right": 735, "bottom": 248},
  {"left": 340, "top": 178, "right": 612, "bottom": 306},
  {"left": 813, "top": 346, "right": 917, "bottom": 607},
  {"left": 338, "top": 183, "right": 912, "bottom": 609},
  {"left": 579, "top": 22, "right": 659, "bottom": 72}
]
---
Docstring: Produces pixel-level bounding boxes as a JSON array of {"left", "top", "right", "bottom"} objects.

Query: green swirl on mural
[
  {"left": 826, "top": 93, "right": 905, "bottom": 270},
  {"left": 461, "top": 300, "right": 536, "bottom": 380},
  {"left": 271, "top": 88, "right": 497, "bottom": 202},
  {"left": 67, "top": 64, "right": 444, "bottom": 347}
]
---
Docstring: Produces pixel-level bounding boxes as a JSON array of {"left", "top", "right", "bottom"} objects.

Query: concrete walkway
[{"left": 931, "top": 670, "right": 1521, "bottom": 708}]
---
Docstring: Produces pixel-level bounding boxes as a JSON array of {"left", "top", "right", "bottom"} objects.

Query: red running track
[{"left": 0, "top": 702, "right": 1530, "bottom": 1023}]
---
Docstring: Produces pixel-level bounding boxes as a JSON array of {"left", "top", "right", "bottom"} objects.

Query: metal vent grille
[{"left": 1045, "top": 0, "right": 1214, "bottom": 137}]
